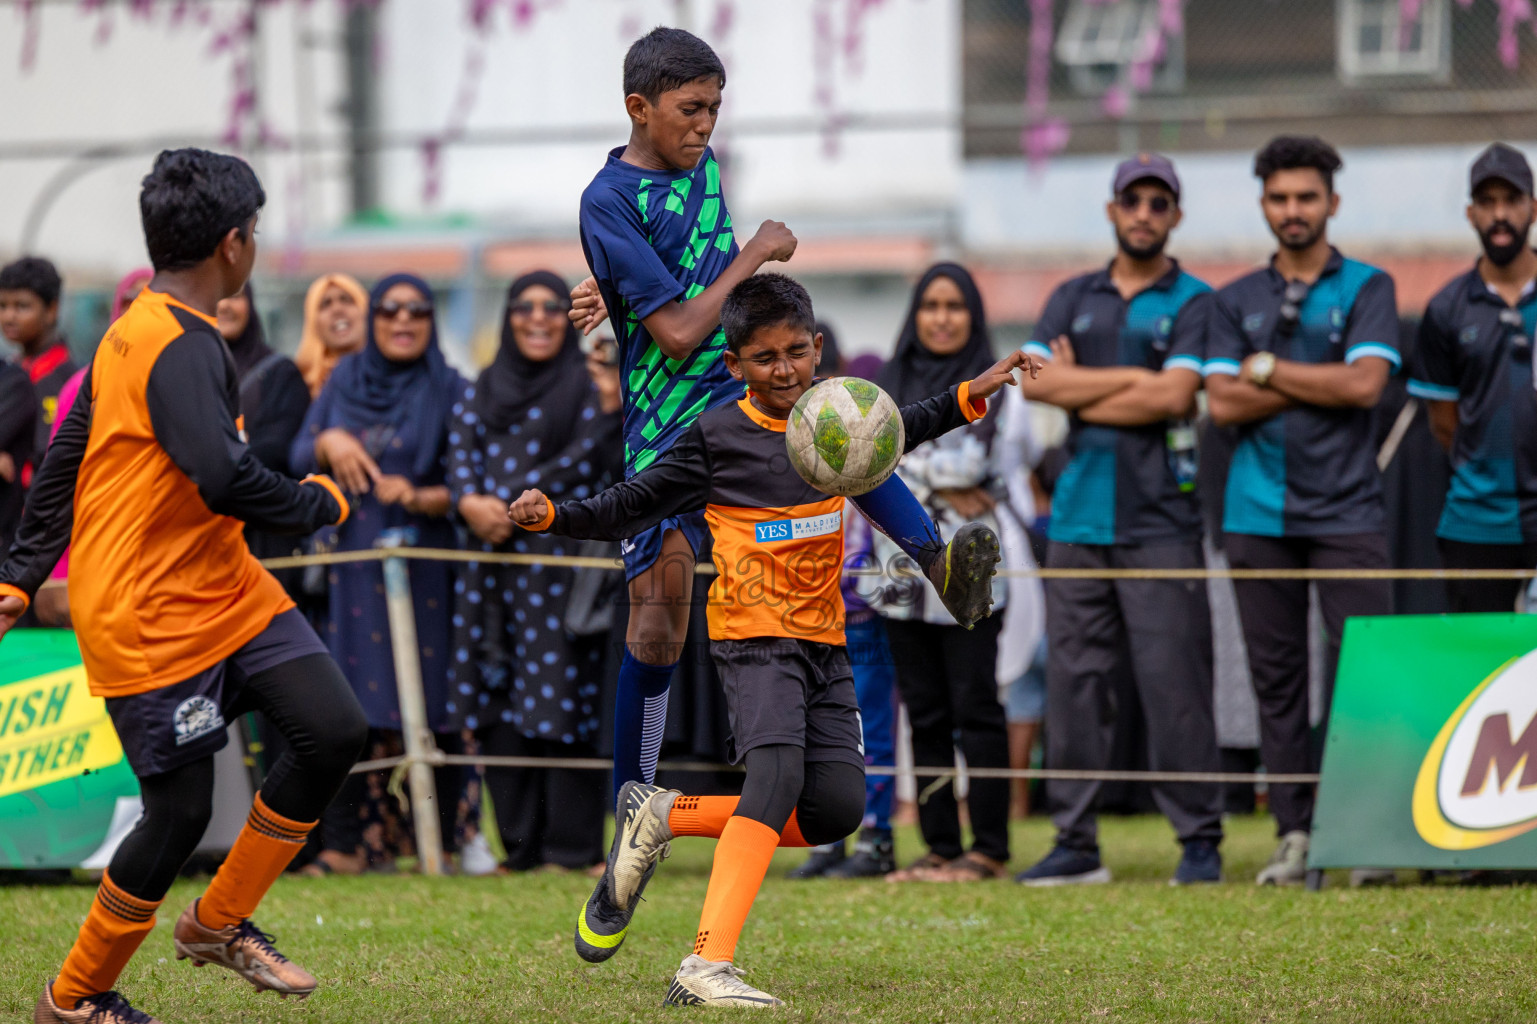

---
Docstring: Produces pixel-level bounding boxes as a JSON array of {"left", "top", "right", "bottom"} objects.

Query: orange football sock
[
  {"left": 197, "top": 793, "right": 314, "bottom": 929},
  {"left": 693, "top": 816, "right": 780, "bottom": 963},
  {"left": 668, "top": 796, "right": 811, "bottom": 847},
  {"left": 52, "top": 872, "right": 161, "bottom": 1010}
]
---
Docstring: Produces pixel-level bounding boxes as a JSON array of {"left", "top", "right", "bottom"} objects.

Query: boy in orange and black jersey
[
  {"left": 0, "top": 149, "right": 362, "bottom": 1024},
  {"left": 510, "top": 273, "right": 1033, "bottom": 1008}
]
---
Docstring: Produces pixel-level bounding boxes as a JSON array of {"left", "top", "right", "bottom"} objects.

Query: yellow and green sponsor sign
[
  {"left": 0, "top": 630, "right": 139, "bottom": 868},
  {"left": 1312, "top": 614, "right": 1537, "bottom": 869}
]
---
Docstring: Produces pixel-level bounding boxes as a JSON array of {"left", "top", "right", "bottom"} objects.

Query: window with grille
[
  {"left": 1337, "top": 0, "right": 1450, "bottom": 81},
  {"left": 1055, "top": 0, "right": 1184, "bottom": 96}
]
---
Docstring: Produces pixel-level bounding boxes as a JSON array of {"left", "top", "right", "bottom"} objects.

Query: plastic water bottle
[{"left": 1166, "top": 420, "right": 1198, "bottom": 494}]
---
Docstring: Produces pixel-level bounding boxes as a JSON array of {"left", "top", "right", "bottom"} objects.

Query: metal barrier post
[{"left": 376, "top": 529, "right": 445, "bottom": 876}]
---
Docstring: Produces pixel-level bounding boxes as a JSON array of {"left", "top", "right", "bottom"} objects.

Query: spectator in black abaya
[
  {"left": 216, "top": 283, "right": 312, "bottom": 598},
  {"left": 445, "top": 270, "right": 623, "bottom": 871},
  {"left": 875, "top": 262, "right": 1013, "bottom": 882}
]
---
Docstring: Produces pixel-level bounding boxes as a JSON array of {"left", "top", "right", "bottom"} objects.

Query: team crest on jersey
[
  {"left": 1460, "top": 325, "right": 1480, "bottom": 345},
  {"left": 1151, "top": 315, "right": 1174, "bottom": 351},
  {"left": 1072, "top": 313, "right": 1094, "bottom": 333},
  {"left": 1243, "top": 312, "right": 1266, "bottom": 334},
  {"left": 173, "top": 695, "right": 225, "bottom": 746},
  {"left": 1329, "top": 307, "right": 1346, "bottom": 330}
]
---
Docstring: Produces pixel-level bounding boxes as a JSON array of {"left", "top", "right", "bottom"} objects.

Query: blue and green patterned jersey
[{"left": 579, "top": 145, "right": 740, "bottom": 476}]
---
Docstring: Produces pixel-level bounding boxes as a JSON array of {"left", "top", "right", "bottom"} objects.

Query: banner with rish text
[
  {"left": 0, "top": 629, "right": 140, "bottom": 868},
  {"left": 1312, "top": 614, "right": 1537, "bottom": 869}
]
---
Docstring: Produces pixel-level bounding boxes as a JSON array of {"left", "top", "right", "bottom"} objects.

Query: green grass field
[{"left": 5, "top": 813, "right": 1536, "bottom": 1023}]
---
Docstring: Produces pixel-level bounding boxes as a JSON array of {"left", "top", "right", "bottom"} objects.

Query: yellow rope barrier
[
  {"left": 256, "top": 545, "right": 1537, "bottom": 580},
  {"left": 350, "top": 752, "right": 1318, "bottom": 785}
]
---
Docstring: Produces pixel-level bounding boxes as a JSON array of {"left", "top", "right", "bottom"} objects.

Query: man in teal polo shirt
[{"left": 1015, "top": 154, "right": 1223, "bottom": 887}]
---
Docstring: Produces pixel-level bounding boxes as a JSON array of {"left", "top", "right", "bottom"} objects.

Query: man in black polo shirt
[
  {"left": 1205, "top": 136, "right": 1399, "bottom": 885},
  {"left": 1014, "top": 154, "right": 1223, "bottom": 887},
  {"left": 1410, "top": 143, "right": 1537, "bottom": 612}
]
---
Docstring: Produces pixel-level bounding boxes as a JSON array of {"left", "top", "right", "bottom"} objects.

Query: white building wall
[
  {"left": 372, "top": 0, "right": 961, "bottom": 234},
  {"left": 0, "top": 2, "right": 351, "bottom": 279}
]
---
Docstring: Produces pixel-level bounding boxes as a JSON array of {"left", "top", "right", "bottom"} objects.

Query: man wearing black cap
[
  {"left": 1014, "top": 152, "right": 1224, "bottom": 887},
  {"left": 1410, "top": 143, "right": 1537, "bottom": 612},
  {"left": 1205, "top": 135, "right": 1399, "bottom": 885}
]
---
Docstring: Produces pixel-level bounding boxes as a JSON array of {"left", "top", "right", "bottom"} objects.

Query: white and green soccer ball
[{"left": 785, "top": 377, "right": 905, "bottom": 497}]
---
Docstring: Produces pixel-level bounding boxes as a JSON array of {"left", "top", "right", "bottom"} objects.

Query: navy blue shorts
[
  {"left": 104, "top": 609, "right": 329, "bottom": 777},
  {"left": 620, "top": 512, "right": 713, "bottom": 581}
]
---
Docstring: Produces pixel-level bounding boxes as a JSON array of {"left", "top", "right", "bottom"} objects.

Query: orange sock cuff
[
  {"left": 247, "top": 793, "right": 316, "bottom": 843},
  {"left": 693, "top": 816, "right": 780, "bottom": 964},
  {"left": 668, "top": 795, "right": 738, "bottom": 838},
  {"left": 197, "top": 794, "right": 315, "bottom": 929},
  {"left": 52, "top": 873, "right": 163, "bottom": 1010}
]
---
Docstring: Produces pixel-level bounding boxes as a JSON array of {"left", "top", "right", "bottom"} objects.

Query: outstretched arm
[
  {"left": 509, "top": 425, "right": 711, "bottom": 540},
  {"left": 148, "top": 330, "right": 347, "bottom": 534},
  {"left": 899, "top": 349, "right": 1039, "bottom": 449}
]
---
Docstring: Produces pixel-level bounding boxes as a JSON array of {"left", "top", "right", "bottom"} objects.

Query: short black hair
[
  {"left": 0, "top": 256, "right": 62, "bottom": 306},
  {"left": 623, "top": 26, "right": 726, "bottom": 102},
  {"left": 1254, "top": 135, "right": 1344, "bottom": 192},
  {"left": 139, "top": 148, "right": 266, "bottom": 272},
  {"left": 721, "top": 273, "right": 815, "bottom": 353}
]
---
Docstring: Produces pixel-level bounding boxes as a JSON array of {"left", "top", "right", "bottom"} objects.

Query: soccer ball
[{"left": 785, "top": 377, "right": 905, "bottom": 497}]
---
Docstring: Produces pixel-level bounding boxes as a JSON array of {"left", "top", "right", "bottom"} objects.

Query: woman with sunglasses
[
  {"left": 291, "top": 272, "right": 466, "bottom": 874},
  {"left": 444, "top": 270, "right": 623, "bottom": 873}
]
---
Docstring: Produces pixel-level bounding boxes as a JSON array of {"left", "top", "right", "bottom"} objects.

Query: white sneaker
[
  {"left": 663, "top": 954, "right": 784, "bottom": 1008},
  {"left": 1256, "top": 830, "right": 1309, "bottom": 886},
  {"left": 1350, "top": 868, "right": 1398, "bottom": 887},
  {"left": 459, "top": 832, "right": 499, "bottom": 876},
  {"left": 609, "top": 781, "right": 677, "bottom": 911}
]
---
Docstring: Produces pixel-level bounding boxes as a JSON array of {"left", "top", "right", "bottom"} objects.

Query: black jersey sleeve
[
  {"left": 146, "top": 329, "right": 342, "bottom": 534},
  {"left": 0, "top": 366, "right": 91, "bottom": 599},
  {"left": 899, "top": 384, "right": 979, "bottom": 451},
  {"left": 547, "top": 422, "right": 711, "bottom": 540}
]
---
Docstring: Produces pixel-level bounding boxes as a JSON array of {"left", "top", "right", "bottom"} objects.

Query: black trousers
[
  {"left": 110, "top": 653, "right": 367, "bottom": 900},
  {"left": 1224, "top": 531, "right": 1392, "bottom": 836},
  {"left": 479, "top": 726, "right": 606, "bottom": 871},
  {"left": 1044, "top": 540, "right": 1222, "bottom": 848},
  {"left": 883, "top": 616, "right": 1010, "bottom": 863},
  {"left": 1438, "top": 538, "right": 1537, "bottom": 614}
]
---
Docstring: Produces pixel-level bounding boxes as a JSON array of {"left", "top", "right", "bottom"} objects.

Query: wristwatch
[{"left": 1249, "top": 351, "right": 1277, "bottom": 388}]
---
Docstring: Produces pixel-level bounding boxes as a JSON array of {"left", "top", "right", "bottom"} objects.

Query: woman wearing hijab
[
  {"left": 874, "top": 262, "right": 1015, "bottom": 882},
  {"left": 294, "top": 273, "right": 368, "bottom": 399},
  {"left": 445, "top": 270, "right": 623, "bottom": 872},
  {"left": 291, "top": 272, "right": 465, "bottom": 873}
]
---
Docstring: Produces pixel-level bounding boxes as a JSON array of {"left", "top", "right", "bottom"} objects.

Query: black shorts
[
  {"left": 711, "top": 637, "right": 865, "bottom": 768},
  {"left": 105, "top": 609, "right": 329, "bottom": 777}
]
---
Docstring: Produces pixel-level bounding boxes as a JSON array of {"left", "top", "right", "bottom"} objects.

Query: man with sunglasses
[
  {"left": 1410, "top": 144, "right": 1537, "bottom": 613},
  {"left": 1014, "top": 153, "right": 1224, "bottom": 887},
  {"left": 1205, "top": 135, "right": 1400, "bottom": 886}
]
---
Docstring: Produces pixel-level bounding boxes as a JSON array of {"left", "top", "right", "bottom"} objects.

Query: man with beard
[
  {"left": 1410, "top": 144, "right": 1537, "bottom": 612},
  {"left": 1205, "top": 136, "right": 1399, "bottom": 885},
  {"left": 1013, "top": 153, "right": 1224, "bottom": 887}
]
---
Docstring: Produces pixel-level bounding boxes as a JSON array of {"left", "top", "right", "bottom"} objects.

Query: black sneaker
[
  {"left": 574, "top": 781, "right": 676, "bottom": 964},
  {"left": 1171, "top": 838, "right": 1222, "bottom": 885},
  {"left": 926, "top": 522, "right": 1000, "bottom": 629},
  {"left": 825, "top": 828, "right": 896, "bottom": 878},
  {"left": 1015, "top": 844, "right": 1111, "bottom": 887},
  {"left": 786, "top": 842, "right": 846, "bottom": 879}
]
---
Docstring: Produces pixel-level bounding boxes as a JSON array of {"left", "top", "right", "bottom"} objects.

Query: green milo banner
[
  {"left": 0, "top": 629, "right": 140, "bottom": 868},
  {"left": 1312, "top": 614, "right": 1537, "bottom": 870}
]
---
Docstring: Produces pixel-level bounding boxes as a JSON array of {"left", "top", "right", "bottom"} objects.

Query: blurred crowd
[{"left": 2, "top": 135, "right": 1530, "bottom": 888}]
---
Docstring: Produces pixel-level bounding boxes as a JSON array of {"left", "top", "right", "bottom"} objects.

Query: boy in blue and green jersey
[{"left": 573, "top": 27, "right": 994, "bottom": 800}]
